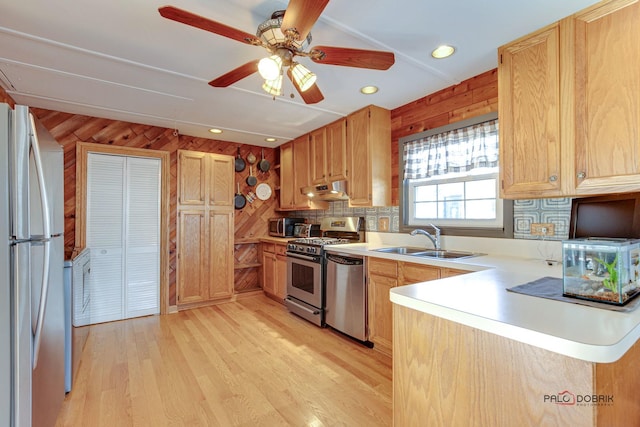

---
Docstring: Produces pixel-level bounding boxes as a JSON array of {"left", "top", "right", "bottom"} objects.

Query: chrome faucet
[{"left": 410, "top": 224, "right": 441, "bottom": 250}]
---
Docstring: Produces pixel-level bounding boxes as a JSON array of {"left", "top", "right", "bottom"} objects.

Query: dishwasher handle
[{"left": 326, "top": 253, "right": 364, "bottom": 266}]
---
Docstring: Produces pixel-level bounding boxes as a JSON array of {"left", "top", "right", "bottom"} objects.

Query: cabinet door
[
  {"left": 572, "top": 0, "right": 640, "bottom": 195},
  {"left": 310, "top": 127, "right": 327, "bottom": 184},
  {"left": 279, "top": 142, "right": 295, "bottom": 209},
  {"left": 208, "top": 210, "right": 233, "bottom": 299},
  {"left": 498, "top": 24, "right": 562, "bottom": 198},
  {"left": 326, "top": 118, "right": 348, "bottom": 181},
  {"left": 262, "top": 250, "right": 277, "bottom": 296},
  {"left": 292, "top": 135, "right": 312, "bottom": 207},
  {"left": 275, "top": 253, "right": 288, "bottom": 301},
  {"left": 177, "top": 210, "right": 208, "bottom": 304},
  {"left": 209, "top": 154, "right": 234, "bottom": 208},
  {"left": 347, "top": 108, "right": 372, "bottom": 205},
  {"left": 368, "top": 273, "right": 397, "bottom": 355},
  {"left": 178, "top": 150, "right": 207, "bottom": 206}
]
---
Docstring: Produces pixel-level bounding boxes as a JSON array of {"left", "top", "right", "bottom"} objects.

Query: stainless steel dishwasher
[{"left": 325, "top": 252, "right": 370, "bottom": 345}]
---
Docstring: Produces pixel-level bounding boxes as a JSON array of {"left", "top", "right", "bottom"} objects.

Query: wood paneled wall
[
  {"left": 390, "top": 69, "right": 498, "bottom": 203},
  {"left": 0, "top": 87, "right": 15, "bottom": 107}
]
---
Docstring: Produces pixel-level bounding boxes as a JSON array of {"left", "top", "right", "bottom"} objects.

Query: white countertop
[{"left": 328, "top": 234, "right": 640, "bottom": 363}]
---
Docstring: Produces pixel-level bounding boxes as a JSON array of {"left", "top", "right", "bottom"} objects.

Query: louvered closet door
[
  {"left": 125, "top": 157, "right": 160, "bottom": 318},
  {"left": 86, "top": 153, "right": 160, "bottom": 324}
]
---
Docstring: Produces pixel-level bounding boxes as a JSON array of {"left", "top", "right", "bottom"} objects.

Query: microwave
[{"left": 269, "top": 217, "right": 305, "bottom": 237}]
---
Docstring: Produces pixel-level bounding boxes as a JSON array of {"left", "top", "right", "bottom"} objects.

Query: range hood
[{"left": 301, "top": 180, "right": 349, "bottom": 201}]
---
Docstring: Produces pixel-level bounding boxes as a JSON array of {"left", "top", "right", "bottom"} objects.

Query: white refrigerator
[{"left": 1, "top": 104, "right": 65, "bottom": 427}]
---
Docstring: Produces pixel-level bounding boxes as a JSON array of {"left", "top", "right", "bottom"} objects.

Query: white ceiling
[{"left": 0, "top": 0, "right": 598, "bottom": 147}]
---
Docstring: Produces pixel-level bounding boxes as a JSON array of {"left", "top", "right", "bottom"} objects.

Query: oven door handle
[
  {"left": 285, "top": 297, "right": 320, "bottom": 315},
  {"left": 286, "top": 252, "right": 320, "bottom": 262}
]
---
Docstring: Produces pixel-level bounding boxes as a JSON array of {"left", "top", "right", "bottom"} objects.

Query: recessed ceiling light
[
  {"left": 265, "top": 137, "right": 277, "bottom": 142},
  {"left": 431, "top": 45, "right": 455, "bottom": 59},
  {"left": 360, "top": 85, "right": 379, "bottom": 95},
  {"left": 209, "top": 128, "right": 223, "bottom": 134}
]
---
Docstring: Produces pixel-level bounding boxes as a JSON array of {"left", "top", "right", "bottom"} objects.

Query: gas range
[
  {"left": 287, "top": 237, "right": 353, "bottom": 255},
  {"left": 287, "top": 216, "right": 365, "bottom": 256}
]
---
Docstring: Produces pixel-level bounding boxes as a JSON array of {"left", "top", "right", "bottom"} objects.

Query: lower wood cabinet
[
  {"left": 367, "top": 257, "right": 469, "bottom": 356},
  {"left": 368, "top": 267, "right": 398, "bottom": 354},
  {"left": 177, "top": 210, "right": 233, "bottom": 305},
  {"left": 261, "top": 242, "right": 288, "bottom": 302}
]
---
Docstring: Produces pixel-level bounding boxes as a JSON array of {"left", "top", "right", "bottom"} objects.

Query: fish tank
[{"left": 562, "top": 238, "right": 640, "bottom": 305}]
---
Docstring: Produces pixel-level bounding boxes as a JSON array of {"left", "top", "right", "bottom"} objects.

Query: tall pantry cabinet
[{"left": 177, "top": 150, "right": 234, "bottom": 307}]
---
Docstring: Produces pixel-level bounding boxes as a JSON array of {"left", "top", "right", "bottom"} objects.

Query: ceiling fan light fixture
[
  {"left": 258, "top": 55, "right": 283, "bottom": 80},
  {"left": 290, "top": 62, "right": 317, "bottom": 92},
  {"left": 262, "top": 74, "right": 284, "bottom": 96},
  {"left": 431, "top": 45, "right": 455, "bottom": 59},
  {"left": 256, "top": 10, "right": 312, "bottom": 53}
]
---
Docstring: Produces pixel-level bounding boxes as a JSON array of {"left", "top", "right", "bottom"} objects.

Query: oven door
[{"left": 286, "top": 252, "right": 322, "bottom": 309}]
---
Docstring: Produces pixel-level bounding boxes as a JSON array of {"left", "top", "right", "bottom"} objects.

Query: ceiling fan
[{"left": 158, "top": 1, "right": 395, "bottom": 104}]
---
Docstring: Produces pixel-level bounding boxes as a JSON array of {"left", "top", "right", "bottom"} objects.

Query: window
[{"left": 400, "top": 112, "right": 513, "bottom": 238}]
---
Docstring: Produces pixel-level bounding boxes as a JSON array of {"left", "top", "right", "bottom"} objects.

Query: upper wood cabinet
[
  {"left": 310, "top": 127, "right": 326, "bottom": 184},
  {"left": 178, "top": 150, "right": 234, "bottom": 207},
  {"left": 279, "top": 137, "right": 328, "bottom": 211},
  {"left": 208, "top": 154, "right": 234, "bottom": 208},
  {"left": 310, "top": 118, "right": 348, "bottom": 184},
  {"left": 279, "top": 141, "right": 295, "bottom": 209},
  {"left": 347, "top": 105, "right": 391, "bottom": 206},
  {"left": 571, "top": 0, "right": 640, "bottom": 195},
  {"left": 499, "top": 23, "right": 563, "bottom": 198},
  {"left": 178, "top": 150, "right": 207, "bottom": 206},
  {"left": 499, "top": 0, "right": 640, "bottom": 199}
]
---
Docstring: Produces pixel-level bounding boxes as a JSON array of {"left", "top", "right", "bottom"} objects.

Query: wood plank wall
[
  {"left": 0, "top": 88, "right": 15, "bottom": 107},
  {"left": 390, "top": 69, "right": 498, "bottom": 203},
  {"left": 0, "top": 68, "right": 496, "bottom": 306}
]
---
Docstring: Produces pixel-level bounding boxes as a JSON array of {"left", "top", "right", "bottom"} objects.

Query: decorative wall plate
[{"left": 255, "top": 182, "right": 272, "bottom": 200}]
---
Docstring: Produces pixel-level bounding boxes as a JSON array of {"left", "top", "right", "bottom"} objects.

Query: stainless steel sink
[
  {"left": 372, "top": 247, "right": 429, "bottom": 254},
  {"left": 372, "top": 247, "right": 482, "bottom": 259},
  {"left": 411, "top": 250, "right": 480, "bottom": 259}
]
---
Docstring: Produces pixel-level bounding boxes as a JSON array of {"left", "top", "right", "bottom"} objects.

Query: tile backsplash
[{"left": 292, "top": 198, "right": 571, "bottom": 241}]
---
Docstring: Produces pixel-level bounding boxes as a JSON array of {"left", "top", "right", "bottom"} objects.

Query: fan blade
[
  {"left": 209, "top": 61, "right": 259, "bottom": 87},
  {"left": 310, "top": 46, "right": 395, "bottom": 70},
  {"left": 287, "top": 68, "right": 324, "bottom": 104},
  {"left": 158, "top": 6, "right": 260, "bottom": 45},
  {"left": 281, "top": 0, "right": 329, "bottom": 41}
]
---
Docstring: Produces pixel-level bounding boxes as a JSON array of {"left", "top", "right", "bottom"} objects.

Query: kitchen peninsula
[{"left": 332, "top": 236, "right": 640, "bottom": 426}]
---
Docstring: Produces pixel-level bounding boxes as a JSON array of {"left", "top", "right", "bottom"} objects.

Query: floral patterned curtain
[{"left": 403, "top": 119, "right": 499, "bottom": 180}]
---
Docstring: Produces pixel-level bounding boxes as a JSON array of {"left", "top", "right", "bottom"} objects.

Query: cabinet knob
[
  {"left": 549, "top": 175, "right": 558, "bottom": 182},
  {"left": 577, "top": 171, "right": 586, "bottom": 179}
]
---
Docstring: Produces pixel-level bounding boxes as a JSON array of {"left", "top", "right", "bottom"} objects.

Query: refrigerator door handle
[
  {"left": 32, "top": 239, "right": 51, "bottom": 369},
  {"left": 28, "top": 112, "right": 53, "bottom": 369},
  {"left": 28, "top": 113, "right": 51, "bottom": 239}
]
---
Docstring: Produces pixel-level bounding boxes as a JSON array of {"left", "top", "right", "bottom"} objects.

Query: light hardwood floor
[{"left": 56, "top": 294, "right": 392, "bottom": 426}]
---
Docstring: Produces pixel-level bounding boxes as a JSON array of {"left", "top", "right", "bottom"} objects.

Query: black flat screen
[{"left": 569, "top": 193, "right": 640, "bottom": 239}]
